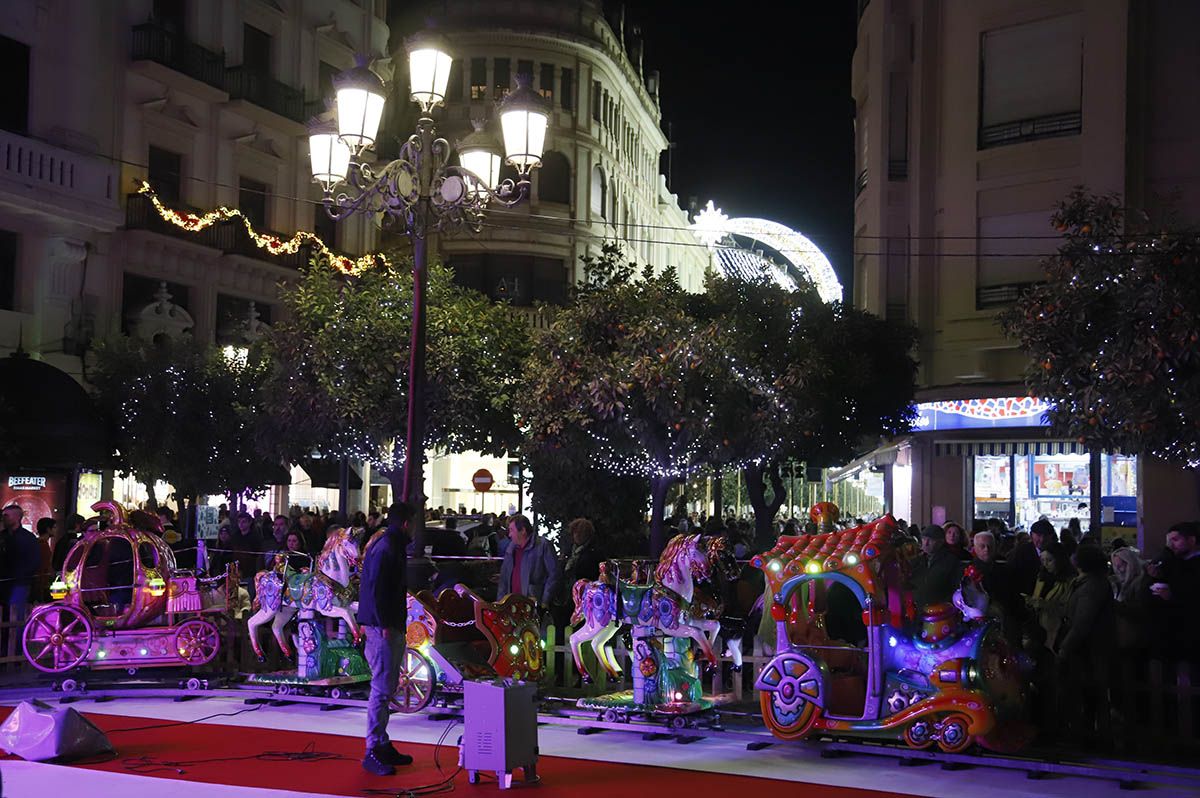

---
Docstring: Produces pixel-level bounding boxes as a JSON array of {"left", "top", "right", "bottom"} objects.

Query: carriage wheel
[
  {"left": 935, "top": 713, "right": 973, "bottom": 753},
  {"left": 392, "top": 648, "right": 435, "bottom": 714},
  {"left": 903, "top": 718, "right": 936, "bottom": 749},
  {"left": 23, "top": 605, "right": 92, "bottom": 673},
  {"left": 759, "top": 688, "right": 820, "bottom": 740},
  {"left": 174, "top": 618, "right": 221, "bottom": 666}
]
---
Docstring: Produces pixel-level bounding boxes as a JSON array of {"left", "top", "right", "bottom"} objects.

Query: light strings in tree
[{"left": 137, "top": 182, "right": 387, "bottom": 275}]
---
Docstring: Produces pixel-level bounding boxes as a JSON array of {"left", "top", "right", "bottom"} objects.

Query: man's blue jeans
[{"left": 363, "top": 625, "right": 405, "bottom": 751}]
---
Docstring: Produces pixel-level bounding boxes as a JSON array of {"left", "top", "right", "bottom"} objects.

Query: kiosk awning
[{"left": 934, "top": 439, "right": 1086, "bottom": 457}]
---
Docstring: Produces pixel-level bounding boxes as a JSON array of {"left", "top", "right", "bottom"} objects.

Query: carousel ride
[
  {"left": 22, "top": 501, "right": 237, "bottom": 683},
  {"left": 568, "top": 533, "right": 739, "bottom": 721}
]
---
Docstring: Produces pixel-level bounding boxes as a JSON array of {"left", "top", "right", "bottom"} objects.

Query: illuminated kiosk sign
[{"left": 914, "top": 397, "right": 1052, "bottom": 431}]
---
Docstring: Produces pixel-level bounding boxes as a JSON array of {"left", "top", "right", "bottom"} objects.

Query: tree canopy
[
  {"left": 999, "top": 189, "right": 1200, "bottom": 464},
  {"left": 90, "top": 336, "right": 277, "bottom": 506},
  {"left": 261, "top": 254, "right": 531, "bottom": 490}
]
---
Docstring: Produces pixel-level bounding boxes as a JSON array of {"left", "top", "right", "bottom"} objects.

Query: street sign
[{"left": 472, "top": 469, "right": 494, "bottom": 492}]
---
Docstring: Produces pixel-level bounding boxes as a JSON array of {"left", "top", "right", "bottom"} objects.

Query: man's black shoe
[
  {"left": 362, "top": 747, "right": 395, "bottom": 776},
  {"left": 374, "top": 744, "right": 414, "bottom": 767}
]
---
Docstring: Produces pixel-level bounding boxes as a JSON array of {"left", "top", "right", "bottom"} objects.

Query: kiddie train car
[{"left": 752, "top": 515, "right": 1030, "bottom": 753}]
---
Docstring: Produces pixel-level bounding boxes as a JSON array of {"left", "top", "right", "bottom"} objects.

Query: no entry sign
[{"left": 472, "top": 469, "right": 494, "bottom": 492}]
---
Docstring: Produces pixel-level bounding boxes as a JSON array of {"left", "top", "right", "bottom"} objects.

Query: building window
[
  {"left": 979, "top": 14, "right": 1082, "bottom": 149},
  {"left": 590, "top": 165, "right": 606, "bottom": 219},
  {"left": 216, "top": 294, "right": 272, "bottom": 346},
  {"left": 517, "top": 59, "right": 534, "bottom": 85},
  {"left": 121, "top": 274, "right": 190, "bottom": 337},
  {"left": 976, "top": 211, "right": 1055, "bottom": 308},
  {"left": 314, "top": 204, "right": 337, "bottom": 250},
  {"left": 239, "top": 177, "right": 270, "bottom": 229},
  {"left": 470, "top": 58, "right": 487, "bottom": 100},
  {"left": 561, "top": 68, "right": 574, "bottom": 111},
  {"left": 446, "top": 253, "right": 568, "bottom": 305},
  {"left": 538, "top": 63, "right": 554, "bottom": 100},
  {"left": 243, "top": 24, "right": 272, "bottom": 76},
  {"left": 493, "top": 58, "right": 511, "bottom": 100},
  {"left": 318, "top": 60, "right": 339, "bottom": 106},
  {"left": 538, "top": 152, "right": 570, "bottom": 204},
  {"left": 446, "top": 58, "right": 463, "bottom": 102},
  {"left": 152, "top": 0, "right": 186, "bottom": 35},
  {"left": 854, "top": 106, "right": 867, "bottom": 196},
  {"left": 887, "top": 73, "right": 908, "bottom": 180},
  {"left": 0, "top": 230, "right": 16, "bottom": 311},
  {"left": 148, "top": 146, "right": 183, "bottom": 204},
  {"left": 591, "top": 80, "right": 602, "bottom": 122},
  {"left": 0, "top": 35, "right": 30, "bottom": 135}
]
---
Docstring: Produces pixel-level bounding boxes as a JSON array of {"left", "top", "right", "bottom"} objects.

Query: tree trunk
[
  {"left": 745, "top": 461, "right": 787, "bottom": 551},
  {"left": 712, "top": 474, "right": 723, "bottom": 521},
  {"left": 143, "top": 480, "right": 158, "bottom": 512},
  {"left": 648, "top": 475, "right": 677, "bottom": 558}
]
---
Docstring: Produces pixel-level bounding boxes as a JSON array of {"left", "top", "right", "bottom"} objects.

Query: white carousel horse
[
  {"left": 568, "top": 534, "right": 733, "bottom": 680},
  {"left": 246, "top": 527, "right": 361, "bottom": 660}
]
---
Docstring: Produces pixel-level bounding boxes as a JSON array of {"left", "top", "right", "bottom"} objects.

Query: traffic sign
[{"left": 472, "top": 469, "right": 494, "bottom": 492}]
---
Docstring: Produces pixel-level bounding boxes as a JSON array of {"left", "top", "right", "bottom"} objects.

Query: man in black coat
[
  {"left": 910, "top": 524, "right": 963, "bottom": 611},
  {"left": 357, "top": 502, "right": 415, "bottom": 776}
]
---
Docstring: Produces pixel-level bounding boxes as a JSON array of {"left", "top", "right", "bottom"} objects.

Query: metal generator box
[{"left": 462, "top": 679, "right": 538, "bottom": 789}]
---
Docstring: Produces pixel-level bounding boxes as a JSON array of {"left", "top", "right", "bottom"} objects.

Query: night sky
[{"left": 621, "top": 1, "right": 858, "bottom": 288}]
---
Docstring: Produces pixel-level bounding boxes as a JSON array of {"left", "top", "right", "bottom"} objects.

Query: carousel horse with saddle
[
  {"left": 569, "top": 533, "right": 736, "bottom": 681},
  {"left": 246, "top": 526, "right": 361, "bottom": 660}
]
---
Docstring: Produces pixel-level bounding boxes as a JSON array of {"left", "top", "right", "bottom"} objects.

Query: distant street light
[{"left": 310, "top": 37, "right": 549, "bottom": 521}]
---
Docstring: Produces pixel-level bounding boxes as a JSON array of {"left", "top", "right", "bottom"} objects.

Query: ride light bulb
[
  {"left": 97, "top": 650, "right": 106, "bottom": 658},
  {"left": 509, "top": 644, "right": 520, "bottom": 655},
  {"left": 139, "top": 648, "right": 148, "bottom": 656},
  {"left": 844, "top": 554, "right": 860, "bottom": 566}
]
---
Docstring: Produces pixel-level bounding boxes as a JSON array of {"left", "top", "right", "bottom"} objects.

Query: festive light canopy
[
  {"left": 691, "top": 200, "right": 844, "bottom": 303},
  {"left": 136, "top": 182, "right": 385, "bottom": 275}
]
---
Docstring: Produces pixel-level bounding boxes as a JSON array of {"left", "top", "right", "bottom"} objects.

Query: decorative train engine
[{"left": 752, "top": 513, "right": 1030, "bottom": 753}]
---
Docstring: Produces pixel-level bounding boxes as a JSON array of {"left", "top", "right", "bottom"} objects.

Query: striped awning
[{"left": 934, "top": 439, "right": 1086, "bottom": 457}]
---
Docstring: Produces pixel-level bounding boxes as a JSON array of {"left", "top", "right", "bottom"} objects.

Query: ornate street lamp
[{"left": 310, "top": 38, "right": 549, "bottom": 525}]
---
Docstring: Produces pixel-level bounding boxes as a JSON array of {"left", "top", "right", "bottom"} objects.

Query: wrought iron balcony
[
  {"left": 979, "top": 111, "right": 1082, "bottom": 150},
  {"left": 130, "top": 23, "right": 226, "bottom": 91},
  {"left": 226, "top": 67, "right": 307, "bottom": 123},
  {"left": 976, "top": 281, "right": 1037, "bottom": 309}
]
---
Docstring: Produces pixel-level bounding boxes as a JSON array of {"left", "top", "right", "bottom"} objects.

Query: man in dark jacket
[
  {"left": 1057, "top": 544, "right": 1116, "bottom": 744},
  {"left": 357, "top": 502, "right": 415, "bottom": 776},
  {"left": 1, "top": 505, "right": 40, "bottom": 607},
  {"left": 910, "top": 524, "right": 963, "bottom": 611},
  {"left": 498, "top": 514, "right": 560, "bottom": 607}
]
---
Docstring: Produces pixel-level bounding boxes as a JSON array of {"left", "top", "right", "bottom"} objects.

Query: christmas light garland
[{"left": 137, "top": 182, "right": 388, "bottom": 275}]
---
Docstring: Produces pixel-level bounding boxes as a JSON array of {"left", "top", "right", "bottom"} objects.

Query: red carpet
[{"left": 0, "top": 705, "right": 908, "bottom": 797}]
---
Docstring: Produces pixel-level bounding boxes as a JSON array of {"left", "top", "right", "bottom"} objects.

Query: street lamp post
[{"left": 311, "top": 39, "right": 549, "bottom": 525}]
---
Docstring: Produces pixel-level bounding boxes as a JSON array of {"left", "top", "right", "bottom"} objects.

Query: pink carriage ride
[
  {"left": 22, "top": 501, "right": 237, "bottom": 681},
  {"left": 395, "top": 585, "right": 547, "bottom": 713}
]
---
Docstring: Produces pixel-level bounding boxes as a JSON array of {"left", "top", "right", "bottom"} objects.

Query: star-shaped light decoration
[{"left": 691, "top": 200, "right": 731, "bottom": 248}]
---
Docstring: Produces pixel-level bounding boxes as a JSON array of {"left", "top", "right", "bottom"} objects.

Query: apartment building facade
[{"left": 849, "top": 0, "right": 1200, "bottom": 551}]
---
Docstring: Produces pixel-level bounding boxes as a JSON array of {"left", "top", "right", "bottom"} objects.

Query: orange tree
[
  {"left": 518, "top": 245, "right": 755, "bottom": 556},
  {"left": 999, "top": 189, "right": 1200, "bottom": 464}
]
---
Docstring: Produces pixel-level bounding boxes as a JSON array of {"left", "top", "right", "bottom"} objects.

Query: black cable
[
  {"left": 123, "top": 741, "right": 350, "bottom": 775},
  {"left": 362, "top": 718, "right": 463, "bottom": 798},
  {"left": 105, "top": 703, "right": 264, "bottom": 733}
]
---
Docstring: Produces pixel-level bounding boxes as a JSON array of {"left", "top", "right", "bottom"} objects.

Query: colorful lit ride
[
  {"left": 568, "top": 534, "right": 737, "bottom": 719},
  {"left": 245, "top": 527, "right": 370, "bottom": 695},
  {"left": 395, "top": 585, "right": 546, "bottom": 713},
  {"left": 753, "top": 514, "right": 1030, "bottom": 753},
  {"left": 23, "top": 501, "right": 236, "bottom": 677}
]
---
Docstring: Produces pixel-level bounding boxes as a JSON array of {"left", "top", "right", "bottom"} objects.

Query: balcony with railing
[
  {"left": 979, "top": 110, "right": 1082, "bottom": 150},
  {"left": 976, "top": 281, "right": 1037, "bottom": 310},
  {"left": 0, "top": 129, "right": 121, "bottom": 229},
  {"left": 130, "top": 23, "right": 226, "bottom": 92},
  {"left": 226, "top": 67, "right": 307, "bottom": 124},
  {"left": 125, "top": 193, "right": 311, "bottom": 268}
]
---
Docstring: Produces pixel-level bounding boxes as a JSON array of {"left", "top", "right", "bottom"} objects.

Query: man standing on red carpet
[{"left": 357, "top": 502, "right": 415, "bottom": 775}]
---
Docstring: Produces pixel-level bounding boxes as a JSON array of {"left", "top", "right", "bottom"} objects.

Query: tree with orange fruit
[{"left": 999, "top": 189, "right": 1200, "bottom": 464}]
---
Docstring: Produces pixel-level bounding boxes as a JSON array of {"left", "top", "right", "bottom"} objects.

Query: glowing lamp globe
[
  {"left": 457, "top": 119, "right": 501, "bottom": 196},
  {"left": 498, "top": 74, "right": 550, "bottom": 174},
  {"left": 333, "top": 58, "right": 386, "bottom": 153},
  {"left": 406, "top": 35, "right": 452, "bottom": 112},
  {"left": 308, "top": 119, "right": 351, "bottom": 190}
]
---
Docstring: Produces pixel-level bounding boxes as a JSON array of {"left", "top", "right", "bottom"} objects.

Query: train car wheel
[
  {"left": 185, "top": 677, "right": 203, "bottom": 691},
  {"left": 759, "top": 689, "right": 819, "bottom": 740},
  {"left": 329, "top": 687, "right": 343, "bottom": 700},
  {"left": 935, "top": 713, "right": 972, "bottom": 753},
  {"left": 61, "top": 678, "right": 78, "bottom": 693},
  {"left": 392, "top": 649, "right": 435, "bottom": 714},
  {"left": 22, "top": 605, "right": 92, "bottom": 674},
  {"left": 902, "top": 718, "right": 935, "bottom": 749},
  {"left": 174, "top": 619, "right": 220, "bottom": 666}
]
